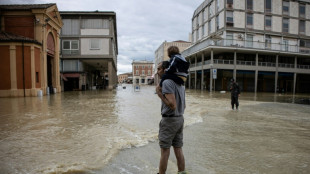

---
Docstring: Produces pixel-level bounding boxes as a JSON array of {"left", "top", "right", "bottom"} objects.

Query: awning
[{"left": 63, "top": 73, "right": 80, "bottom": 78}]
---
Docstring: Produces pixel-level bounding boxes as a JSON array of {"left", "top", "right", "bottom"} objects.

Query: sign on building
[{"left": 212, "top": 69, "right": 217, "bottom": 79}]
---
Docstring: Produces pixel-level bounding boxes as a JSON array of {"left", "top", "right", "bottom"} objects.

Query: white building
[{"left": 183, "top": 0, "right": 310, "bottom": 94}]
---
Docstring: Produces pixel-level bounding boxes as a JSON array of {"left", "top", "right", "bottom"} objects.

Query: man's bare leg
[
  {"left": 159, "top": 148, "right": 170, "bottom": 174},
  {"left": 173, "top": 147, "right": 185, "bottom": 172}
]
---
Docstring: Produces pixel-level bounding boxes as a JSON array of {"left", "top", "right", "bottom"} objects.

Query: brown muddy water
[{"left": 0, "top": 84, "right": 309, "bottom": 174}]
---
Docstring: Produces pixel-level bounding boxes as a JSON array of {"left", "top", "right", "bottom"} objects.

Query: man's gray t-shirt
[{"left": 161, "top": 79, "right": 185, "bottom": 116}]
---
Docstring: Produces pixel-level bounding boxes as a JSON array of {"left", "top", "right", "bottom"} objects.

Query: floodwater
[{"left": 0, "top": 84, "right": 309, "bottom": 174}]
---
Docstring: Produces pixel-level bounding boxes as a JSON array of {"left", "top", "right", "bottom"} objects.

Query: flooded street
[{"left": 0, "top": 84, "right": 310, "bottom": 174}]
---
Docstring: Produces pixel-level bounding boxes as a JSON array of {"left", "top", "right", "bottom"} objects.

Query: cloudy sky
[{"left": 1, "top": 0, "right": 203, "bottom": 74}]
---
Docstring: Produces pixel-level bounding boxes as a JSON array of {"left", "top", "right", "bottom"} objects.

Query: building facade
[
  {"left": 132, "top": 60, "right": 154, "bottom": 85},
  {"left": 0, "top": 4, "right": 63, "bottom": 97},
  {"left": 60, "top": 11, "right": 118, "bottom": 90},
  {"left": 118, "top": 72, "right": 132, "bottom": 83},
  {"left": 183, "top": 0, "right": 310, "bottom": 94},
  {"left": 154, "top": 40, "right": 191, "bottom": 85}
]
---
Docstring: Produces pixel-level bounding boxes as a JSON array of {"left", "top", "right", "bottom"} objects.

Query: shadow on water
[{"left": 186, "top": 89, "right": 310, "bottom": 105}]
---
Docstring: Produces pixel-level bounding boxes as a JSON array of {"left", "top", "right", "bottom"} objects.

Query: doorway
[{"left": 47, "top": 55, "right": 54, "bottom": 94}]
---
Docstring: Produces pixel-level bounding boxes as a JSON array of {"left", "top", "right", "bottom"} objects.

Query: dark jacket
[
  {"left": 165, "top": 54, "right": 189, "bottom": 77},
  {"left": 230, "top": 82, "right": 240, "bottom": 97}
]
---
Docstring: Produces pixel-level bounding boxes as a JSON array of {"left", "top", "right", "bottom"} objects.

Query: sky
[{"left": 0, "top": 0, "right": 203, "bottom": 74}]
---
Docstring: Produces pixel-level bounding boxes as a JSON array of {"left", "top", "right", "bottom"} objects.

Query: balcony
[
  {"left": 190, "top": 59, "right": 310, "bottom": 69},
  {"left": 182, "top": 38, "right": 310, "bottom": 58}
]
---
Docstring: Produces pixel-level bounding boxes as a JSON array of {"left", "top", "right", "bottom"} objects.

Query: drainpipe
[{"left": 22, "top": 41, "right": 25, "bottom": 97}]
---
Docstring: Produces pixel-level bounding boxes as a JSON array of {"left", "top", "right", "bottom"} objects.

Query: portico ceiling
[{"left": 80, "top": 59, "right": 109, "bottom": 72}]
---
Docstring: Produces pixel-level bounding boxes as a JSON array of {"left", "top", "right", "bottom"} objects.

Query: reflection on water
[{"left": 0, "top": 84, "right": 309, "bottom": 174}]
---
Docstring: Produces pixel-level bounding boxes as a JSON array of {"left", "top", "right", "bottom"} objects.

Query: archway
[{"left": 47, "top": 32, "right": 55, "bottom": 93}]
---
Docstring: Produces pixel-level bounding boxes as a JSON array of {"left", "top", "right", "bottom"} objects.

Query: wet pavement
[{"left": 0, "top": 84, "right": 309, "bottom": 174}]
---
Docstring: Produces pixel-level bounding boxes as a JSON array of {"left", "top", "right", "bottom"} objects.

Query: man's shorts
[{"left": 159, "top": 116, "right": 184, "bottom": 149}]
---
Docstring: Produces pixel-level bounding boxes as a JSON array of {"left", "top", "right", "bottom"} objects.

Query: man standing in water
[
  {"left": 230, "top": 78, "right": 240, "bottom": 110},
  {"left": 156, "top": 61, "right": 187, "bottom": 174}
]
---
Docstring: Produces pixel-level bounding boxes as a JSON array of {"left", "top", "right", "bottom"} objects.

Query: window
[
  {"left": 62, "top": 40, "right": 79, "bottom": 55},
  {"left": 192, "top": 32, "right": 195, "bottom": 43},
  {"left": 246, "top": 13, "right": 253, "bottom": 28},
  {"left": 283, "top": 18, "right": 289, "bottom": 33},
  {"left": 136, "top": 70, "right": 139, "bottom": 75},
  {"left": 246, "top": 35, "right": 253, "bottom": 47},
  {"left": 299, "top": 4, "right": 305, "bottom": 18},
  {"left": 148, "top": 70, "right": 151, "bottom": 75},
  {"left": 300, "top": 40, "right": 305, "bottom": 47},
  {"left": 299, "top": 39, "right": 310, "bottom": 53},
  {"left": 265, "top": 0, "right": 272, "bottom": 13},
  {"left": 226, "top": 32, "right": 233, "bottom": 46},
  {"left": 265, "top": 35, "right": 271, "bottom": 49},
  {"left": 196, "top": 28, "right": 199, "bottom": 40},
  {"left": 142, "top": 65, "right": 145, "bottom": 69},
  {"left": 299, "top": 20, "right": 305, "bottom": 34},
  {"left": 208, "top": 21, "right": 211, "bottom": 34},
  {"left": 142, "top": 70, "right": 145, "bottom": 75},
  {"left": 82, "top": 19, "right": 109, "bottom": 29},
  {"left": 202, "top": 24, "right": 205, "bottom": 36},
  {"left": 282, "top": 39, "right": 288, "bottom": 51},
  {"left": 265, "top": 16, "right": 272, "bottom": 30},
  {"left": 62, "top": 19, "right": 80, "bottom": 35},
  {"left": 202, "top": 10, "right": 205, "bottom": 22},
  {"left": 208, "top": 5, "right": 212, "bottom": 18},
  {"left": 216, "top": 15, "right": 219, "bottom": 30},
  {"left": 247, "top": 0, "right": 253, "bottom": 10},
  {"left": 283, "top": 1, "right": 289, "bottom": 15},
  {"left": 90, "top": 39, "right": 100, "bottom": 49},
  {"left": 227, "top": 0, "right": 233, "bottom": 8},
  {"left": 226, "top": 11, "right": 234, "bottom": 27}
]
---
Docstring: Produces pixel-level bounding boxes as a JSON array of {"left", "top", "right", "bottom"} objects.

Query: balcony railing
[
  {"left": 182, "top": 38, "right": 310, "bottom": 58},
  {"left": 190, "top": 59, "right": 310, "bottom": 69}
]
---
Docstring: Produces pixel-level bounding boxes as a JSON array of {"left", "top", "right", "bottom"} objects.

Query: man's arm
[{"left": 156, "top": 85, "right": 176, "bottom": 110}]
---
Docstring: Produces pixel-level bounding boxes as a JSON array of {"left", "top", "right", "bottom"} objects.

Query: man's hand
[{"left": 156, "top": 85, "right": 162, "bottom": 96}]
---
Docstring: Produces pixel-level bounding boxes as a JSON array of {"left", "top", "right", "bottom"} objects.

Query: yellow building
[{"left": 154, "top": 40, "right": 191, "bottom": 85}]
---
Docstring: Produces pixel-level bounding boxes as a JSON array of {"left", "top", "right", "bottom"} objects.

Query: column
[
  {"left": 188, "top": 71, "right": 191, "bottom": 89},
  {"left": 108, "top": 61, "right": 113, "bottom": 89},
  {"left": 275, "top": 55, "right": 278, "bottom": 94},
  {"left": 210, "top": 49, "right": 213, "bottom": 92},
  {"left": 30, "top": 46, "right": 36, "bottom": 96},
  {"left": 293, "top": 56, "right": 297, "bottom": 95},
  {"left": 10, "top": 45, "right": 17, "bottom": 96},
  {"left": 201, "top": 53, "right": 204, "bottom": 90},
  {"left": 194, "top": 71, "right": 197, "bottom": 89},
  {"left": 254, "top": 52, "right": 258, "bottom": 93},
  {"left": 233, "top": 51, "right": 237, "bottom": 80},
  {"left": 55, "top": 36, "right": 61, "bottom": 92}
]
